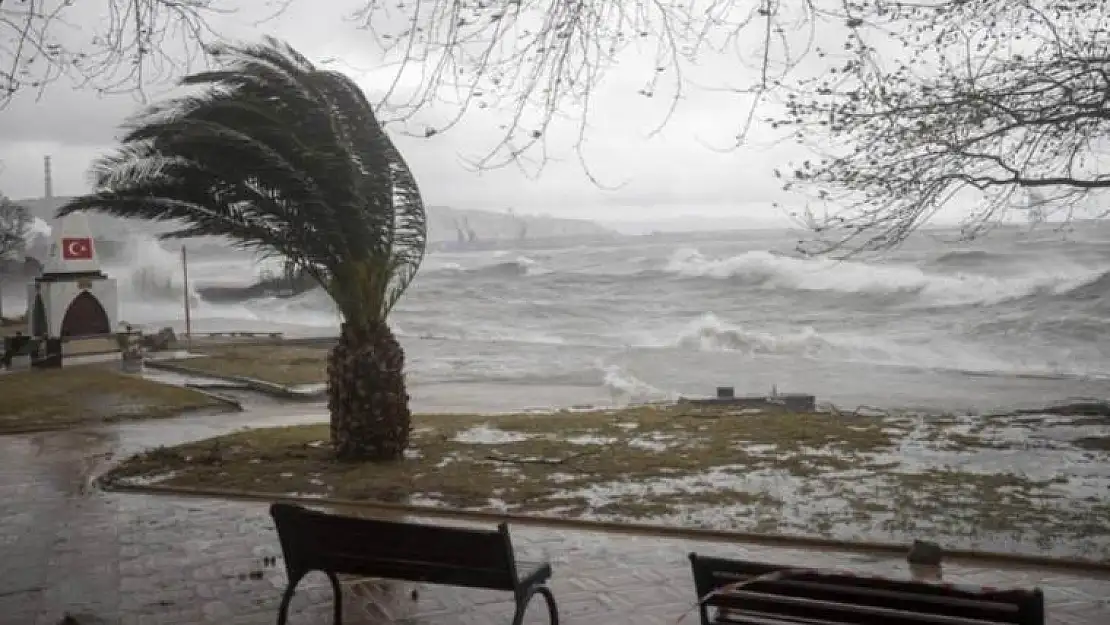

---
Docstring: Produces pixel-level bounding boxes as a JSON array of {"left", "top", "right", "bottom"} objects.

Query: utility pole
[{"left": 181, "top": 245, "right": 192, "bottom": 348}]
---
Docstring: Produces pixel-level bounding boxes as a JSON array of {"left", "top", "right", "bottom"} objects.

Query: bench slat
[
  {"left": 699, "top": 559, "right": 1034, "bottom": 603},
  {"left": 715, "top": 589, "right": 1018, "bottom": 625},
  {"left": 709, "top": 575, "right": 1021, "bottom": 622},
  {"left": 716, "top": 608, "right": 925, "bottom": 624},
  {"left": 272, "top": 503, "right": 517, "bottom": 589},
  {"left": 716, "top": 609, "right": 874, "bottom": 624},
  {"left": 761, "top": 577, "right": 1021, "bottom": 610},
  {"left": 689, "top": 554, "right": 1044, "bottom": 625},
  {"left": 295, "top": 528, "right": 514, "bottom": 572}
]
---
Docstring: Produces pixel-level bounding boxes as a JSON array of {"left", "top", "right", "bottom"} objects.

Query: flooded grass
[
  {"left": 0, "top": 365, "right": 229, "bottom": 434},
  {"left": 105, "top": 404, "right": 1110, "bottom": 558},
  {"left": 169, "top": 344, "right": 328, "bottom": 386}
]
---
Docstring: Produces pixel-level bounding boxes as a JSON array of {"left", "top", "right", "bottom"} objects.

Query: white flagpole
[{"left": 181, "top": 245, "right": 192, "bottom": 348}]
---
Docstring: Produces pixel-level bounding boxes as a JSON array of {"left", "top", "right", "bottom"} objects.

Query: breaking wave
[
  {"left": 110, "top": 235, "right": 201, "bottom": 303},
  {"left": 96, "top": 226, "right": 1110, "bottom": 405},
  {"left": 427, "top": 255, "right": 549, "bottom": 277},
  {"left": 928, "top": 250, "right": 1006, "bottom": 268},
  {"left": 1059, "top": 270, "right": 1110, "bottom": 304},
  {"left": 656, "top": 312, "right": 1109, "bottom": 380},
  {"left": 672, "top": 312, "right": 841, "bottom": 357},
  {"left": 660, "top": 248, "right": 1108, "bottom": 307},
  {"left": 601, "top": 363, "right": 673, "bottom": 403}
]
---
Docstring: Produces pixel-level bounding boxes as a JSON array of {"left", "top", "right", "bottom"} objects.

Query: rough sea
[{"left": 34, "top": 221, "right": 1110, "bottom": 415}]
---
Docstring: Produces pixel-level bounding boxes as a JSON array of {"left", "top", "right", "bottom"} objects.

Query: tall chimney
[{"left": 44, "top": 155, "right": 53, "bottom": 199}]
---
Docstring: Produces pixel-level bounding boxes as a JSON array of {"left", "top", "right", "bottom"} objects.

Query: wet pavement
[{"left": 1, "top": 399, "right": 1109, "bottom": 624}]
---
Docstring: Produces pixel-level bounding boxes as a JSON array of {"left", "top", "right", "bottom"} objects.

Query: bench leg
[
  {"left": 327, "top": 571, "right": 343, "bottom": 625},
  {"left": 276, "top": 572, "right": 303, "bottom": 625},
  {"left": 512, "top": 584, "right": 558, "bottom": 625},
  {"left": 277, "top": 571, "right": 342, "bottom": 625}
]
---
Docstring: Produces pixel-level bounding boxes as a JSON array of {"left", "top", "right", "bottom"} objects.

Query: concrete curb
[
  {"left": 188, "top": 335, "right": 335, "bottom": 348},
  {"left": 181, "top": 386, "right": 244, "bottom": 411},
  {"left": 101, "top": 481, "right": 1110, "bottom": 575},
  {"left": 144, "top": 360, "right": 325, "bottom": 401}
]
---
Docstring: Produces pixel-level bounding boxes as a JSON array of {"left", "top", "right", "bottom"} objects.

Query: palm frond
[
  {"left": 57, "top": 37, "right": 427, "bottom": 329},
  {"left": 310, "top": 70, "right": 427, "bottom": 317},
  {"left": 59, "top": 193, "right": 278, "bottom": 248}
]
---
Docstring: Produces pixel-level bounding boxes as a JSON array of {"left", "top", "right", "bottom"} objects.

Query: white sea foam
[
  {"left": 601, "top": 363, "right": 672, "bottom": 404},
  {"left": 673, "top": 312, "right": 839, "bottom": 356},
  {"left": 113, "top": 235, "right": 202, "bottom": 303},
  {"left": 452, "top": 425, "right": 534, "bottom": 444},
  {"left": 44, "top": 225, "right": 1108, "bottom": 415},
  {"left": 23, "top": 217, "right": 52, "bottom": 243},
  {"left": 662, "top": 248, "right": 1106, "bottom": 307}
]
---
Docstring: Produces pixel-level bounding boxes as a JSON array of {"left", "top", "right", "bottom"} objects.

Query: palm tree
[{"left": 57, "top": 37, "right": 426, "bottom": 462}]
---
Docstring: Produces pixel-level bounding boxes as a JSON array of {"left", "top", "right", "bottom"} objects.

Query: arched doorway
[
  {"left": 31, "top": 294, "right": 48, "bottom": 336},
  {"left": 60, "top": 291, "right": 111, "bottom": 337}
]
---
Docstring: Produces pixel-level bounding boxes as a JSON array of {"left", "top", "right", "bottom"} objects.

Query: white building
[{"left": 26, "top": 212, "right": 118, "bottom": 338}]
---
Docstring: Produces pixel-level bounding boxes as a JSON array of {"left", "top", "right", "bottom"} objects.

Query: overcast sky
[{"left": 0, "top": 1, "right": 964, "bottom": 227}]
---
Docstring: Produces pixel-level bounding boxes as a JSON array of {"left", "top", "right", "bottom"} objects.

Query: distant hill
[
  {"left": 600, "top": 214, "right": 794, "bottom": 235},
  {"left": 425, "top": 205, "right": 614, "bottom": 246},
  {"left": 14, "top": 197, "right": 615, "bottom": 246}
]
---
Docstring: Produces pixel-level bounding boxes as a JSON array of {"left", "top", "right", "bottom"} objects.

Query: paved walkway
[{"left": 1, "top": 404, "right": 1109, "bottom": 625}]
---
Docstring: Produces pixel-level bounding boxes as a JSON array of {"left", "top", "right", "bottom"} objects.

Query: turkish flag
[{"left": 62, "top": 237, "right": 94, "bottom": 260}]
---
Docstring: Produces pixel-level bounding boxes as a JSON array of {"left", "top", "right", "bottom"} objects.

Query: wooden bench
[
  {"left": 688, "top": 554, "right": 1045, "bottom": 625},
  {"left": 270, "top": 503, "right": 560, "bottom": 625}
]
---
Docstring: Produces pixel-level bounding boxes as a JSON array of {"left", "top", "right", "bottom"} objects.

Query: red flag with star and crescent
[{"left": 61, "top": 237, "right": 94, "bottom": 260}]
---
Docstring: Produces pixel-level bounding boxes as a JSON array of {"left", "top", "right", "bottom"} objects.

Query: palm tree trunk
[{"left": 328, "top": 321, "right": 412, "bottom": 461}]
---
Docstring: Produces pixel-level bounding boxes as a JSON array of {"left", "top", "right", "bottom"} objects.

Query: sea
[{"left": 14, "top": 221, "right": 1110, "bottom": 415}]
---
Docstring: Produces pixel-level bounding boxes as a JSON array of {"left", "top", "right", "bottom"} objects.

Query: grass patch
[
  {"left": 106, "top": 404, "right": 901, "bottom": 510},
  {"left": 170, "top": 344, "right": 329, "bottom": 386},
  {"left": 0, "top": 365, "right": 229, "bottom": 434},
  {"left": 104, "top": 405, "right": 1110, "bottom": 557}
]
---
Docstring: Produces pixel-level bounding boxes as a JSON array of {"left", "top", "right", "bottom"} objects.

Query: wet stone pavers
[{"left": 1, "top": 416, "right": 1109, "bottom": 625}]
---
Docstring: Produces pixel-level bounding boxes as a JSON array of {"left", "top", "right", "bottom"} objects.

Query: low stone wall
[{"left": 679, "top": 393, "right": 817, "bottom": 413}]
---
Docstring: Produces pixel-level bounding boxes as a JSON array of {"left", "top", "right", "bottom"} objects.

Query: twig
[
  {"left": 485, "top": 449, "right": 599, "bottom": 465},
  {"left": 852, "top": 404, "right": 890, "bottom": 417}
]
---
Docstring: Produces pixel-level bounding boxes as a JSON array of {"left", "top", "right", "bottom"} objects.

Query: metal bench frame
[{"left": 271, "top": 502, "right": 559, "bottom": 625}]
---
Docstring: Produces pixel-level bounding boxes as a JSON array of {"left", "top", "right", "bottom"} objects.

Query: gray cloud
[
  {"left": 0, "top": 90, "right": 133, "bottom": 146},
  {"left": 0, "top": 1, "right": 831, "bottom": 225}
]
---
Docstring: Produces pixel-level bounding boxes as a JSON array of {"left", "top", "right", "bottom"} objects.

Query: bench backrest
[
  {"left": 271, "top": 503, "right": 520, "bottom": 591},
  {"left": 689, "top": 554, "right": 1044, "bottom": 625}
]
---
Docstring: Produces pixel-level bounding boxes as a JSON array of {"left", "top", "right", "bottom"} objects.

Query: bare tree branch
[
  {"left": 352, "top": 0, "right": 856, "bottom": 178},
  {"left": 0, "top": 0, "right": 293, "bottom": 107},
  {"left": 9, "top": 0, "right": 1105, "bottom": 257},
  {"left": 0, "top": 193, "right": 31, "bottom": 320},
  {"left": 4, "top": 1, "right": 852, "bottom": 184},
  {"left": 774, "top": 0, "right": 1110, "bottom": 255},
  {"left": 0, "top": 194, "right": 30, "bottom": 259}
]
